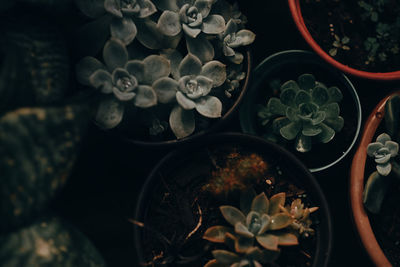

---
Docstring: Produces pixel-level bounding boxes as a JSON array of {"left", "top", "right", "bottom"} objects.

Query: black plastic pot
[
  {"left": 134, "top": 132, "right": 333, "bottom": 267},
  {"left": 123, "top": 51, "right": 252, "bottom": 149},
  {"left": 239, "top": 50, "right": 362, "bottom": 172}
]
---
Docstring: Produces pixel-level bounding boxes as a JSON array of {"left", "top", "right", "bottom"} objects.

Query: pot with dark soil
[
  {"left": 288, "top": 0, "right": 400, "bottom": 81},
  {"left": 239, "top": 50, "right": 361, "bottom": 172},
  {"left": 134, "top": 133, "right": 332, "bottom": 266},
  {"left": 350, "top": 92, "right": 400, "bottom": 266},
  {"left": 74, "top": 0, "right": 254, "bottom": 147}
]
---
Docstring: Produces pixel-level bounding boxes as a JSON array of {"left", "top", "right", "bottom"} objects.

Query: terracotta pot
[
  {"left": 350, "top": 92, "right": 400, "bottom": 267},
  {"left": 123, "top": 50, "right": 252, "bottom": 148},
  {"left": 287, "top": 0, "right": 400, "bottom": 81}
]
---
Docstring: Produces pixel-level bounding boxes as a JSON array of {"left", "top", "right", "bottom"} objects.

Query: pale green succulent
[
  {"left": 153, "top": 53, "right": 226, "bottom": 138},
  {"left": 76, "top": 39, "right": 172, "bottom": 129},
  {"left": 204, "top": 247, "right": 278, "bottom": 267},
  {"left": 76, "top": 0, "right": 157, "bottom": 45},
  {"left": 219, "top": 19, "right": 255, "bottom": 64},
  {"left": 258, "top": 74, "right": 344, "bottom": 153},
  {"left": 285, "top": 199, "right": 318, "bottom": 238},
  {"left": 367, "top": 133, "right": 399, "bottom": 176}
]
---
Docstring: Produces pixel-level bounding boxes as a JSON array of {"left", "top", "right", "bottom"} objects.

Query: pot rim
[
  {"left": 350, "top": 91, "right": 400, "bottom": 267},
  {"left": 121, "top": 50, "right": 252, "bottom": 148},
  {"left": 239, "top": 49, "right": 362, "bottom": 172},
  {"left": 134, "top": 132, "right": 333, "bottom": 267},
  {"left": 288, "top": 0, "right": 400, "bottom": 81}
]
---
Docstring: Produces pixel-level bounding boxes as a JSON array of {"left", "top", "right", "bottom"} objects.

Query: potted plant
[
  {"left": 288, "top": 0, "right": 400, "bottom": 81},
  {"left": 133, "top": 133, "right": 332, "bottom": 266},
  {"left": 239, "top": 50, "right": 361, "bottom": 172},
  {"left": 74, "top": 0, "right": 255, "bottom": 147},
  {"left": 350, "top": 92, "right": 400, "bottom": 266}
]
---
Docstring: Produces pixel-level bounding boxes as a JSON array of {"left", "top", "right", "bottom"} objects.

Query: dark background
[{"left": 50, "top": 0, "right": 400, "bottom": 266}]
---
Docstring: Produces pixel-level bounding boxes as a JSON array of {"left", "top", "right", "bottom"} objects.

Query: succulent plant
[
  {"left": 363, "top": 96, "right": 400, "bottom": 214},
  {"left": 76, "top": 38, "right": 171, "bottom": 129},
  {"left": 76, "top": 0, "right": 157, "bottom": 45},
  {"left": 156, "top": 0, "right": 225, "bottom": 38},
  {"left": 329, "top": 34, "right": 350, "bottom": 57},
  {"left": 285, "top": 199, "right": 318, "bottom": 238},
  {"left": 219, "top": 19, "right": 255, "bottom": 64},
  {"left": 204, "top": 247, "right": 279, "bottom": 267},
  {"left": 257, "top": 74, "right": 344, "bottom": 153},
  {"left": 204, "top": 191, "right": 298, "bottom": 253},
  {"left": 153, "top": 53, "right": 226, "bottom": 138},
  {"left": 224, "top": 64, "right": 246, "bottom": 98},
  {"left": 367, "top": 133, "right": 399, "bottom": 176}
]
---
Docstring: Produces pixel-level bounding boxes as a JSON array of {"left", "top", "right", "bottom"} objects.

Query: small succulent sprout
[
  {"left": 367, "top": 133, "right": 399, "bottom": 176},
  {"left": 204, "top": 192, "right": 298, "bottom": 253},
  {"left": 156, "top": 0, "right": 225, "bottom": 39},
  {"left": 204, "top": 247, "right": 279, "bottom": 267},
  {"left": 219, "top": 19, "right": 255, "bottom": 64},
  {"left": 285, "top": 199, "right": 318, "bottom": 237},
  {"left": 329, "top": 34, "right": 350, "bottom": 57},
  {"left": 76, "top": 39, "right": 172, "bottom": 129},
  {"left": 258, "top": 74, "right": 344, "bottom": 152},
  {"left": 153, "top": 53, "right": 226, "bottom": 138},
  {"left": 76, "top": 0, "right": 157, "bottom": 45}
]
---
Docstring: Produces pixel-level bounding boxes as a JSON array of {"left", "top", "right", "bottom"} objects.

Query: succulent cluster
[
  {"left": 75, "top": 0, "right": 255, "bottom": 139},
  {"left": 258, "top": 74, "right": 344, "bottom": 152},
  {"left": 202, "top": 153, "right": 268, "bottom": 196},
  {"left": 329, "top": 34, "right": 350, "bottom": 57},
  {"left": 358, "top": 0, "right": 400, "bottom": 64},
  {"left": 203, "top": 189, "right": 318, "bottom": 266},
  {"left": 363, "top": 95, "right": 400, "bottom": 214}
]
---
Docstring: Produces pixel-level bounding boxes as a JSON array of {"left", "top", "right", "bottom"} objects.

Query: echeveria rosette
[
  {"left": 259, "top": 74, "right": 344, "bottom": 153},
  {"left": 285, "top": 199, "right": 318, "bottom": 237},
  {"left": 76, "top": 0, "right": 157, "bottom": 45},
  {"left": 367, "top": 133, "right": 399, "bottom": 176},
  {"left": 156, "top": 0, "right": 225, "bottom": 62},
  {"left": 219, "top": 19, "right": 255, "bottom": 64},
  {"left": 153, "top": 54, "right": 226, "bottom": 139},
  {"left": 76, "top": 39, "right": 170, "bottom": 129},
  {"left": 203, "top": 191, "right": 298, "bottom": 256}
]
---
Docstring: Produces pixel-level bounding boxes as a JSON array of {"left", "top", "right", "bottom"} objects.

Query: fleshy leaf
[
  {"left": 324, "top": 116, "right": 344, "bottom": 132},
  {"left": 328, "top": 86, "right": 343, "bottom": 103},
  {"left": 143, "top": 55, "right": 171, "bottom": 85},
  {"left": 294, "top": 91, "right": 311, "bottom": 106},
  {"left": 153, "top": 77, "right": 178, "bottom": 103},
  {"left": 251, "top": 193, "right": 269, "bottom": 214},
  {"left": 76, "top": 57, "right": 105, "bottom": 86},
  {"left": 125, "top": 60, "right": 145, "bottom": 83},
  {"left": 320, "top": 103, "right": 340, "bottom": 119},
  {"left": 269, "top": 193, "right": 286, "bottom": 215},
  {"left": 103, "top": 39, "right": 128, "bottom": 71},
  {"left": 95, "top": 96, "right": 124, "bottom": 129},
  {"left": 203, "top": 226, "right": 231, "bottom": 243},
  {"left": 137, "top": 19, "right": 182, "bottom": 50},
  {"left": 276, "top": 233, "right": 299, "bottom": 246},
  {"left": 280, "top": 122, "right": 301, "bottom": 140},
  {"left": 186, "top": 35, "right": 214, "bottom": 63},
  {"left": 182, "top": 24, "right": 202, "bottom": 38},
  {"left": 377, "top": 162, "right": 392, "bottom": 176},
  {"left": 220, "top": 206, "right": 246, "bottom": 226},
  {"left": 367, "top": 142, "right": 384, "bottom": 156},
  {"left": 153, "top": 0, "right": 179, "bottom": 11},
  {"left": 157, "top": 10, "right": 182, "bottom": 36},
  {"left": 113, "top": 87, "right": 136, "bottom": 101},
  {"left": 204, "top": 260, "right": 225, "bottom": 267},
  {"left": 272, "top": 117, "right": 290, "bottom": 135},
  {"left": 363, "top": 171, "right": 389, "bottom": 214},
  {"left": 267, "top": 98, "right": 286, "bottom": 116},
  {"left": 312, "top": 85, "right": 329, "bottom": 106},
  {"left": 195, "top": 96, "right": 222, "bottom": 118},
  {"left": 234, "top": 235, "right": 255, "bottom": 253},
  {"left": 240, "top": 188, "right": 257, "bottom": 215},
  {"left": 268, "top": 214, "right": 293, "bottom": 230},
  {"left": 176, "top": 91, "right": 196, "bottom": 110},
  {"left": 228, "top": 29, "right": 256, "bottom": 48},
  {"left": 104, "top": 0, "right": 123, "bottom": 17},
  {"left": 302, "top": 124, "right": 322, "bottom": 137},
  {"left": 297, "top": 74, "right": 315, "bottom": 91},
  {"left": 212, "top": 250, "right": 240, "bottom": 264},
  {"left": 281, "top": 80, "right": 300, "bottom": 92},
  {"left": 256, "top": 234, "right": 279, "bottom": 251},
  {"left": 194, "top": 0, "right": 213, "bottom": 17},
  {"left": 202, "top": 15, "right": 225, "bottom": 34},
  {"left": 386, "top": 141, "right": 399, "bottom": 157},
  {"left": 280, "top": 89, "right": 297, "bottom": 107},
  {"left": 133, "top": 85, "right": 157, "bottom": 108},
  {"left": 201, "top": 61, "right": 227, "bottom": 87},
  {"left": 179, "top": 54, "right": 202, "bottom": 77},
  {"left": 110, "top": 17, "right": 137, "bottom": 45},
  {"left": 258, "top": 214, "right": 271, "bottom": 235},
  {"left": 377, "top": 133, "right": 391, "bottom": 144},
  {"left": 137, "top": 0, "right": 157, "bottom": 18},
  {"left": 89, "top": 70, "right": 113, "bottom": 93},
  {"left": 169, "top": 105, "right": 195, "bottom": 138},
  {"left": 161, "top": 49, "right": 183, "bottom": 79},
  {"left": 234, "top": 222, "right": 254, "bottom": 238},
  {"left": 316, "top": 123, "right": 335, "bottom": 143}
]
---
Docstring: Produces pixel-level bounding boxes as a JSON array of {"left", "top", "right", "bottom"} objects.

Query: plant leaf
[
  {"left": 95, "top": 96, "right": 124, "bottom": 129},
  {"left": 110, "top": 17, "right": 137, "bottom": 45},
  {"left": 89, "top": 70, "right": 113, "bottom": 93},
  {"left": 251, "top": 193, "right": 269, "bottom": 214},
  {"left": 195, "top": 96, "right": 222, "bottom": 118},
  {"left": 312, "top": 85, "right": 329, "bottom": 106},
  {"left": 186, "top": 34, "right": 214, "bottom": 63},
  {"left": 363, "top": 171, "right": 389, "bottom": 214},
  {"left": 179, "top": 54, "right": 202, "bottom": 77},
  {"left": 276, "top": 233, "right": 298, "bottom": 246},
  {"left": 143, "top": 55, "right": 171, "bottom": 85},
  {"left": 103, "top": 39, "right": 128, "bottom": 71},
  {"left": 268, "top": 214, "right": 293, "bottom": 230},
  {"left": 297, "top": 74, "right": 315, "bottom": 91},
  {"left": 76, "top": 57, "right": 105, "bottom": 86},
  {"left": 267, "top": 98, "right": 286, "bottom": 116},
  {"left": 201, "top": 61, "right": 227, "bottom": 87},
  {"left": 133, "top": 85, "right": 157, "bottom": 108},
  {"left": 202, "top": 15, "right": 225, "bottom": 34},
  {"left": 280, "top": 122, "right": 301, "bottom": 140},
  {"left": 157, "top": 10, "right": 182, "bottom": 36},
  {"left": 256, "top": 234, "right": 279, "bottom": 251},
  {"left": 203, "top": 226, "right": 231, "bottom": 243},
  {"left": 176, "top": 91, "right": 196, "bottom": 110},
  {"left": 125, "top": 60, "right": 145, "bottom": 83},
  {"left": 153, "top": 77, "right": 178, "bottom": 103},
  {"left": 220, "top": 206, "right": 246, "bottom": 226},
  {"left": 228, "top": 29, "right": 256, "bottom": 48},
  {"left": 212, "top": 250, "right": 240, "bottom": 264},
  {"left": 169, "top": 105, "right": 195, "bottom": 138}
]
